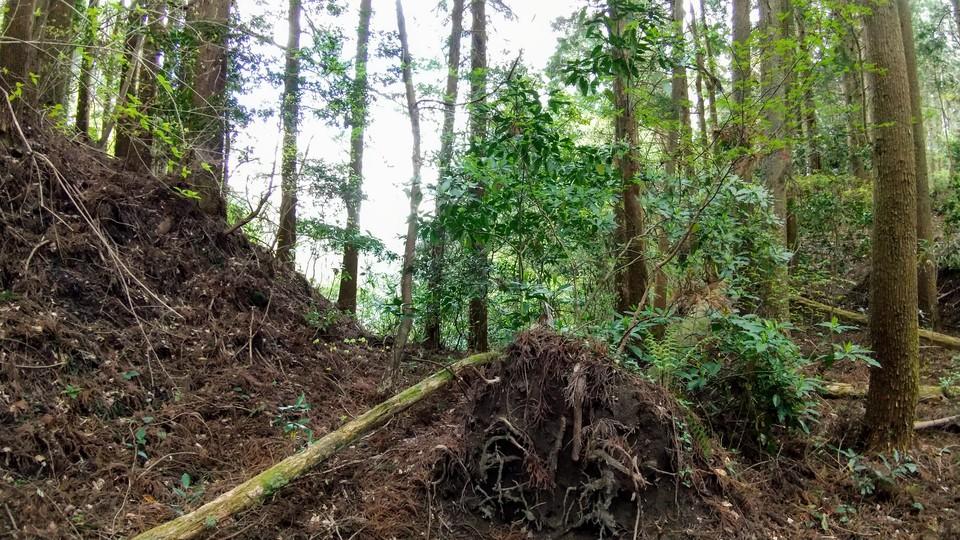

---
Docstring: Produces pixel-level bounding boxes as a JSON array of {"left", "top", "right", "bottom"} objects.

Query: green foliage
[
  {"left": 837, "top": 447, "right": 919, "bottom": 497},
  {"left": 273, "top": 393, "right": 314, "bottom": 443}
]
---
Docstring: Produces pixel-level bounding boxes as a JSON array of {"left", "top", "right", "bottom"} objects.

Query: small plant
[
  {"left": 171, "top": 186, "right": 202, "bottom": 201},
  {"left": 273, "top": 393, "right": 314, "bottom": 443},
  {"left": 172, "top": 472, "right": 205, "bottom": 504},
  {"left": 0, "top": 290, "right": 17, "bottom": 303},
  {"left": 61, "top": 384, "right": 81, "bottom": 400},
  {"left": 837, "top": 447, "right": 919, "bottom": 496},
  {"left": 305, "top": 308, "right": 342, "bottom": 333}
]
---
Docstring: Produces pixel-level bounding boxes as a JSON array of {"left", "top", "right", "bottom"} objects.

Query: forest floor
[{"left": 1, "top": 128, "right": 958, "bottom": 539}]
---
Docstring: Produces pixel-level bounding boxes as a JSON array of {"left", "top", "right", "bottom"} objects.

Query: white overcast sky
[{"left": 230, "top": 0, "right": 584, "bottom": 288}]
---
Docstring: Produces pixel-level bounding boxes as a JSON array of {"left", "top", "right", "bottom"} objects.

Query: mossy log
[
  {"left": 133, "top": 351, "right": 501, "bottom": 540},
  {"left": 793, "top": 296, "right": 960, "bottom": 351},
  {"left": 821, "top": 381, "right": 959, "bottom": 401}
]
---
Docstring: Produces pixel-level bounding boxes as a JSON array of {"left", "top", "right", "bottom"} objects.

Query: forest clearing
[{"left": 2, "top": 0, "right": 960, "bottom": 538}]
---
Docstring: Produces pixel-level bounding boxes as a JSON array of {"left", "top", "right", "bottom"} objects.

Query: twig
[
  {"left": 224, "top": 188, "right": 271, "bottom": 235},
  {"left": 23, "top": 237, "right": 51, "bottom": 274}
]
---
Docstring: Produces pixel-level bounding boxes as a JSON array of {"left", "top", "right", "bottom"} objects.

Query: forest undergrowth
[{"left": 0, "top": 120, "right": 958, "bottom": 539}]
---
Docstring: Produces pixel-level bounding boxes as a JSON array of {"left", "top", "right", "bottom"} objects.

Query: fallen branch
[
  {"left": 914, "top": 415, "right": 960, "bottom": 430},
  {"left": 132, "top": 351, "right": 500, "bottom": 540},
  {"left": 820, "top": 382, "right": 959, "bottom": 402},
  {"left": 793, "top": 296, "right": 960, "bottom": 351}
]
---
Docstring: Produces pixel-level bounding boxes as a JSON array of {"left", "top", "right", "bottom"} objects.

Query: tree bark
[
  {"left": 388, "top": 0, "right": 423, "bottom": 385},
  {"left": 0, "top": 0, "right": 36, "bottom": 94},
  {"left": 758, "top": 0, "right": 791, "bottom": 321},
  {"left": 467, "top": 0, "right": 489, "bottom": 351},
  {"left": 131, "top": 352, "right": 501, "bottom": 540},
  {"left": 35, "top": 0, "right": 76, "bottom": 108},
  {"left": 897, "top": 0, "right": 938, "bottom": 329},
  {"left": 275, "top": 0, "right": 302, "bottom": 266},
  {"left": 862, "top": 0, "right": 919, "bottom": 452},
  {"left": 186, "top": 0, "right": 230, "bottom": 216},
  {"left": 336, "top": 0, "right": 372, "bottom": 315},
  {"left": 609, "top": 1, "right": 648, "bottom": 314},
  {"left": 731, "top": 0, "right": 751, "bottom": 148},
  {"left": 424, "top": 0, "right": 464, "bottom": 350}
]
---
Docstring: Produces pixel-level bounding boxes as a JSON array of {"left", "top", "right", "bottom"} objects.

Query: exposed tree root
[{"left": 133, "top": 352, "right": 500, "bottom": 540}]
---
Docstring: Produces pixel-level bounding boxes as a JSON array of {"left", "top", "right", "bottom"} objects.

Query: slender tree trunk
[
  {"left": 127, "top": 0, "right": 163, "bottom": 173},
  {"left": 690, "top": 12, "right": 707, "bottom": 149},
  {"left": 796, "top": 20, "right": 820, "bottom": 174},
  {"left": 699, "top": 0, "right": 718, "bottom": 144},
  {"left": 952, "top": 0, "right": 960, "bottom": 37},
  {"left": 424, "top": 0, "right": 464, "bottom": 350},
  {"left": 758, "top": 0, "right": 791, "bottom": 320},
  {"left": 336, "top": 0, "right": 372, "bottom": 314},
  {"left": 731, "top": 0, "right": 751, "bottom": 148},
  {"left": 187, "top": 0, "right": 230, "bottom": 216},
  {"left": 275, "top": 0, "right": 302, "bottom": 265},
  {"left": 0, "top": 0, "right": 36, "bottom": 95},
  {"left": 897, "top": 0, "right": 938, "bottom": 329},
  {"left": 658, "top": 0, "right": 690, "bottom": 312},
  {"left": 74, "top": 0, "right": 98, "bottom": 139},
  {"left": 109, "top": 3, "right": 147, "bottom": 156},
  {"left": 862, "top": 0, "right": 919, "bottom": 452},
  {"left": 609, "top": 1, "right": 647, "bottom": 314},
  {"left": 35, "top": 0, "right": 76, "bottom": 108},
  {"left": 389, "top": 0, "right": 423, "bottom": 384},
  {"left": 467, "top": 0, "right": 489, "bottom": 351}
]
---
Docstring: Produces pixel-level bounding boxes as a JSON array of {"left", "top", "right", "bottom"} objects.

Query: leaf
[{"left": 180, "top": 473, "right": 191, "bottom": 489}]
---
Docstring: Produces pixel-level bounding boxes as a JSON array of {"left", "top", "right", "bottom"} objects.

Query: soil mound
[
  {"left": 444, "top": 330, "right": 745, "bottom": 538},
  {"left": 0, "top": 126, "right": 376, "bottom": 536}
]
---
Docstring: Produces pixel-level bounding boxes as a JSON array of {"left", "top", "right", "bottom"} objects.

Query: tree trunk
[
  {"left": 424, "top": 0, "right": 464, "bottom": 350},
  {"left": 758, "top": 0, "right": 791, "bottom": 321},
  {"left": 796, "top": 19, "right": 820, "bottom": 174},
  {"left": 74, "top": 0, "right": 98, "bottom": 139},
  {"left": 336, "top": 0, "right": 372, "bottom": 315},
  {"left": 952, "top": 0, "right": 960, "bottom": 37},
  {"left": 699, "top": 0, "right": 718, "bottom": 145},
  {"left": 467, "top": 0, "right": 489, "bottom": 351},
  {"left": 388, "top": 0, "right": 423, "bottom": 385},
  {"left": 609, "top": 1, "right": 648, "bottom": 315},
  {"left": 0, "top": 0, "right": 36, "bottom": 94},
  {"left": 690, "top": 12, "right": 707, "bottom": 149},
  {"left": 731, "top": 0, "right": 751, "bottom": 148},
  {"left": 841, "top": 39, "right": 867, "bottom": 179},
  {"left": 35, "top": 0, "right": 76, "bottom": 108},
  {"left": 186, "top": 0, "right": 230, "bottom": 216},
  {"left": 275, "top": 0, "right": 302, "bottom": 266},
  {"left": 862, "top": 0, "right": 919, "bottom": 452},
  {"left": 658, "top": 0, "right": 690, "bottom": 312},
  {"left": 126, "top": 0, "right": 164, "bottom": 173},
  {"left": 131, "top": 351, "right": 501, "bottom": 540},
  {"left": 108, "top": 3, "right": 147, "bottom": 157},
  {"left": 897, "top": 0, "right": 938, "bottom": 329}
]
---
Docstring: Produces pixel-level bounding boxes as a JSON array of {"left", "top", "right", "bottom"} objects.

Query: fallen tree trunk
[
  {"left": 914, "top": 415, "right": 960, "bottom": 430},
  {"left": 793, "top": 296, "right": 960, "bottom": 351},
  {"left": 133, "top": 351, "right": 501, "bottom": 540},
  {"left": 821, "top": 381, "right": 958, "bottom": 401}
]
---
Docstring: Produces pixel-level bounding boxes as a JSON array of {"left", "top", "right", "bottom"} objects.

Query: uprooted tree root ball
[{"left": 441, "top": 329, "right": 748, "bottom": 538}]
